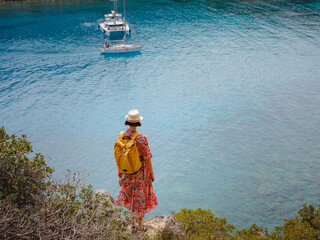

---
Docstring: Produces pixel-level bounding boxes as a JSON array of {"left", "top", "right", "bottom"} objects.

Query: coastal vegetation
[
  {"left": 172, "top": 206, "right": 320, "bottom": 239},
  {"left": 1, "top": 127, "right": 319, "bottom": 239},
  {"left": 0, "top": 127, "right": 130, "bottom": 239}
]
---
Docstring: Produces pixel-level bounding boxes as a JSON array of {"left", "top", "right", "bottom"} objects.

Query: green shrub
[
  {"left": 172, "top": 208, "right": 235, "bottom": 239},
  {"left": 0, "top": 127, "right": 131, "bottom": 239},
  {"left": 0, "top": 127, "right": 53, "bottom": 209},
  {"left": 270, "top": 204, "right": 320, "bottom": 240},
  {"left": 235, "top": 224, "right": 268, "bottom": 239},
  {"left": 172, "top": 205, "right": 320, "bottom": 240}
]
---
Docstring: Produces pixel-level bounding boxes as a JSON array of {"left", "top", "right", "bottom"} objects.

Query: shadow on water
[
  {"left": 204, "top": 0, "right": 320, "bottom": 42},
  {"left": 100, "top": 51, "right": 142, "bottom": 60},
  {"left": 204, "top": 0, "right": 320, "bottom": 16},
  {"left": 172, "top": 0, "right": 193, "bottom": 2},
  {"left": 0, "top": 0, "right": 25, "bottom": 3}
]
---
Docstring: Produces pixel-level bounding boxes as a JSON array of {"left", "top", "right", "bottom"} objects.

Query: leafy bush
[
  {"left": 270, "top": 204, "right": 320, "bottom": 240},
  {"left": 0, "top": 127, "right": 53, "bottom": 209},
  {"left": 235, "top": 224, "right": 268, "bottom": 240},
  {"left": 0, "top": 127, "right": 130, "bottom": 239},
  {"left": 172, "top": 208, "right": 235, "bottom": 239},
  {"left": 172, "top": 205, "right": 320, "bottom": 240}
]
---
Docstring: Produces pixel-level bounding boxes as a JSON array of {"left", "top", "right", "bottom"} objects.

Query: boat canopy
[{"left": 104, "top": 20, "right": 125, "bottom": 25}]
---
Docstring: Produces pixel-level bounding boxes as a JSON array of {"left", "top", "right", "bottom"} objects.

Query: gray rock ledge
[
  {"left": 144, "top": 215, "right": 185, "bottom": 239},
  {"left": 95, "top": 189, "right": 184, "bottom": 239}
]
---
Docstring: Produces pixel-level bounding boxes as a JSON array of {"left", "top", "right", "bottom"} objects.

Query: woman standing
[{"left": 115, "top": 109, "right": 158, "bottom": 233}]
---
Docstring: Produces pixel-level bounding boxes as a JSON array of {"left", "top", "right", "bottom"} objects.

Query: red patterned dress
[{"left": 115, "top": 129, "right": 158, "bottom": 218}]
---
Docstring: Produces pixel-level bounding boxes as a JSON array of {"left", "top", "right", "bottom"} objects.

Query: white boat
[
  {"left": 100, "top": 0, "right": 141, "bottom": 54},
  {"left": 98, "top": 0, "right": 130, "bottom": 40},
  {"left": 101, "top": 42, "right": 141, "bottom": 54}
]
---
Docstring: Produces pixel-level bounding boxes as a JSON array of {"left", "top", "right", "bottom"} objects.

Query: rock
[
  {"left": 144, "top": 215, "right": 185, "bottom": 240},
  {"left": 95, "top": 189, "right": 116, "bottom": 207},
  {"left": 93, "top": 190, "right": 184, "bottom": 239}
]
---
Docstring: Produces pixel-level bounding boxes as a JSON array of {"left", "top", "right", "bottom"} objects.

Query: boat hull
[
  {"left": 101, "top": 44, "right": 141, "bottom": 54},
  {"left": 98, "top": 22, "right": 129, "bottom": 40}
]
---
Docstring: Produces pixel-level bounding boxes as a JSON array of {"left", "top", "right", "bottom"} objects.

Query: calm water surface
[{"left": 1, "top": 0, "right": 320, "bottom": 230}]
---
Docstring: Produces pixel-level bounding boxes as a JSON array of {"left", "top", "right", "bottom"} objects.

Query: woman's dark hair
[{"left": 125, "top": 120, "right": 141, "bottom": 127}]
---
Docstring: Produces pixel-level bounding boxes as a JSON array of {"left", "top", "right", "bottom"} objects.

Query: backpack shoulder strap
[
  {"left": 119, "top": 131, "right": 125, "bottom": 139},
  {"left": 131, "top": 131, "right": 141, "bottom": 141}
]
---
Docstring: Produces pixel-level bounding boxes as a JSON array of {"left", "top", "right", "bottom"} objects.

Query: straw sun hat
[{"left": 125, "top": 109, "right": 143, "bottom": 123}]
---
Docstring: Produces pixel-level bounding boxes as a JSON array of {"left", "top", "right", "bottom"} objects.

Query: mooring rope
[{"left": 126, "top": 3, "right": 141, "bottom": 44}]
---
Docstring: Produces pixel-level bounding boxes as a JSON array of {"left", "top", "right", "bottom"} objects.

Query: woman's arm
[{"left": 144, "top": 158, "right": 154, "bottom": 182}]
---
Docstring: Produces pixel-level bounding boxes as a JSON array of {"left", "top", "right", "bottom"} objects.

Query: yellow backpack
[{"left": 114, "top": 131, "right": 142, "bottom": 174}]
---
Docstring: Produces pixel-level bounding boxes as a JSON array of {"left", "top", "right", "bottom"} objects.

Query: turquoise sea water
[{"left": 1, "top": 0, "right": 320, "bottom": 230}]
